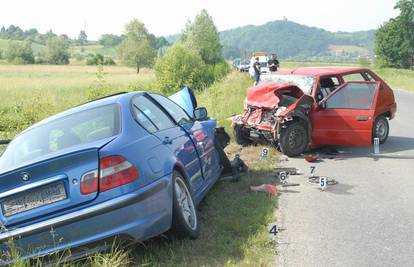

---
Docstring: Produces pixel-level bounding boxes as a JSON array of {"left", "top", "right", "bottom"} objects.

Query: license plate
[{"left": 1, "top": 182, "right": 67, "bottom": 217}]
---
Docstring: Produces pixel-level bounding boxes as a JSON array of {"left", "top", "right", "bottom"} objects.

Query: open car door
[{"left": 311, "top": 81, "right": 380, "bottom": 146}]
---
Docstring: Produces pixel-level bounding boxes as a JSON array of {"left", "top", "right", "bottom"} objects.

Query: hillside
[
  {"left": 220, "top": 20, "right": 375, "bottom": 61},
  {"left": 166, "top": 20, "right": 376, "bottom": 61}
]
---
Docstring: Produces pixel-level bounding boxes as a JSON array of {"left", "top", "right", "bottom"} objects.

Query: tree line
[{"left": 376, "top": 0, "right": 414, "bottom": 69}]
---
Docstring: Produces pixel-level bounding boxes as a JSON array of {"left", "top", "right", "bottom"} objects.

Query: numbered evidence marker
[
  {"left": 279, "top": 171, "right": 288, "bottom": 185},
  {"left": 310, "top": 165, "right": 316, "bottom": 177},
  {"left": 373, "top": 137, "right": 380, "bottom": 154},
  {"left": 261, "top": 147, "right": 269, "bottom": 161},
  {"left": 319, "top": 176, "right": 327, "bottom": 191},
  {"left": 268, "top": 223, "right": 278, "bottom": 241}
]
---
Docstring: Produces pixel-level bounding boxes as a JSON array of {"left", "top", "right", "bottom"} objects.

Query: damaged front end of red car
[{"left": 232, "top": 83, "right": 314, "bottom": 155}]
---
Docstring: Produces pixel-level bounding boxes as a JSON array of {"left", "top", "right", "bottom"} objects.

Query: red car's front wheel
[{"left": 279, "top": 122, "right": 308, "bottom": 157}]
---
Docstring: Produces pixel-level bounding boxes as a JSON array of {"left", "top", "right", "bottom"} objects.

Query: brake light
[
  {"left": 99, "top": 155, "right": 139, "bottom": 192},
  {"left": 80, "top": 170, "right": 98, "bottom": 195}
]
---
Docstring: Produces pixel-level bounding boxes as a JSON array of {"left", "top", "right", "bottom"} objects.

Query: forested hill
[
  {"left": 219, "top": 20, "right": 375, "bottom": 60},
  {"left": 219, "top": 20, "right": 376, "bottom": 60}
]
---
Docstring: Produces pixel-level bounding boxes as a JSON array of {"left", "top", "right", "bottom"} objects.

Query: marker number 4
[{"left": 268, "top": 223, "right": 278, "bottom": 240}]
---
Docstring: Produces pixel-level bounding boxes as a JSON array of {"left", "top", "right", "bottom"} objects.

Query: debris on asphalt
[
  {"left": 275, "top": 167, "right": 301, "bottom": 175},
  {"left": 250, "top": 184, "right": 278, "bottom": 196},
  {"left": 278, "top": 155, "right": 289, "bottom": 162},
  {"left": 304, "top": 154, "right": 319, "bottom": 162}
]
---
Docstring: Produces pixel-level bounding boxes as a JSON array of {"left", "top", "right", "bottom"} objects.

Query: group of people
[{"left": 253, "top": 53, "right": 280, "bottom": 86}]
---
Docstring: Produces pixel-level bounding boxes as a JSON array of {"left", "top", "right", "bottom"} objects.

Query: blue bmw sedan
[{"left": 0, "top": 89, "right": 224, "bottom": 263}]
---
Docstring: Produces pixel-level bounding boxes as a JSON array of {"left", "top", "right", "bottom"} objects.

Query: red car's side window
[{"left": 325, "top": 83, "right": 377, "bottom": 110}]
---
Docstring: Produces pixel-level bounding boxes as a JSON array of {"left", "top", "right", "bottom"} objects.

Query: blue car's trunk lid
[{"left": 0, "top": 140, "right": 112, "bottom": 227}]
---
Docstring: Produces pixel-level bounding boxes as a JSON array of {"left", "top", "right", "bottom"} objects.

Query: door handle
[
  {"left": 163, "top": 137, "right": 173, "bottom": 145},
  {"left": 356, "top": 116, "right": 369, "bottom": 121}
]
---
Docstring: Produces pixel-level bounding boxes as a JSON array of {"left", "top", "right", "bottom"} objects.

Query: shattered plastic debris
[
  {"left": 304, "top": 154, "right": 319, "bottom": 162},
  {"left": 250, "top": 184, "right": 278, "bottom": 196},
  {"left": 275, "top": 167, "right": 300, "bottom": 175}
]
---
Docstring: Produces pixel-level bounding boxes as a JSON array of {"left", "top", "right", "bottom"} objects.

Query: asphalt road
[{"left": 277, "top": 89, "right": 414, "bottom": 267}]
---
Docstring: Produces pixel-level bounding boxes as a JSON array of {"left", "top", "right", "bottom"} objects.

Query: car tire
[
  {"left": 279, "top": 121, "right": 308, "bottom": 157},
  {"left": 373, "top": 115, "right": 389, "bottom": 144},
  {"left": 233, "top": 124, "right": 252, "bottom": 146},
  {"left": 171, "top": 171, "right": 200, "bottom": 239}
]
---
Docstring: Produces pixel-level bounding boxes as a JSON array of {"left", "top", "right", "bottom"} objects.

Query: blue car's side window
[
  {"left": 132, "top": 95, "right": 175, "bottom": 132},
  {"left": 149, "top": 94, "right": 193, "bottom": 125}
]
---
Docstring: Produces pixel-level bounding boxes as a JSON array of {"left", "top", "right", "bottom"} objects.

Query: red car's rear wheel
[{"left": 373, "top": 115, "right": 389, "bottom": 144}]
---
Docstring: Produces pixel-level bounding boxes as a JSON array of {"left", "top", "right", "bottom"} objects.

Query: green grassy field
[{"left": 0, "top": 65, "right": 154, "bottom": 139}]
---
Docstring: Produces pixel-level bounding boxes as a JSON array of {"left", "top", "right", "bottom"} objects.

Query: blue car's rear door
[{"left": 131, "top": 95, "right": 205, "bottom": 193}]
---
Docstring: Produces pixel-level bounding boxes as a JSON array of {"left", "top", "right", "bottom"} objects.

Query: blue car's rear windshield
[{"left": 0, "top": 104, "right": 121, "bottom": 173}]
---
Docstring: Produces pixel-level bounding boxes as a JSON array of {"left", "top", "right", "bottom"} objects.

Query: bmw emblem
[{"left": 20, "top": 172, "right": 31, "bottom": 182}]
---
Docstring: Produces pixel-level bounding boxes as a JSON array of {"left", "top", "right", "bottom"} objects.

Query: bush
[
  {"left": 103, "top": 57, "right": 116, "bottom": 65},
  {"left": 155, "top": 43, "right": 205, "bottom": 94},
  {"left": 45, "top": 37, "right": 70, "bottom": 65},
  {"left": 86, "top": 53, "right": 116, "bottom": 65},
  {"left": 73, "top": 53, "right": 85, "bottom": 62},
  {"left": 5, "top": 40, "right": 35, "bottom": 64}
]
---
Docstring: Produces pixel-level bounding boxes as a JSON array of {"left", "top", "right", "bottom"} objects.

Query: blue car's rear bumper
[{"left": 0, "top": 177, "right": 171, "bottom": 263}]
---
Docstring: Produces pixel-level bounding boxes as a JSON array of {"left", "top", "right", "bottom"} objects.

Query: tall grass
[{"left": 0, "top": 65, "right": 155, "bottom": 139}]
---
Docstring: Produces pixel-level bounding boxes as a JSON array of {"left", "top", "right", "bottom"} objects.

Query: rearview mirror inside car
[{"left": 194, "top": 107, "right": 208, "bottom": 121}]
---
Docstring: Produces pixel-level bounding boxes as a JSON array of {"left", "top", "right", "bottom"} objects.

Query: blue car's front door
[
  {"left": 132, "top": 95, "right": 205, "bottom": 193},
  {"left": 149, "top": 94, "right": 221, "bottom": 185}
]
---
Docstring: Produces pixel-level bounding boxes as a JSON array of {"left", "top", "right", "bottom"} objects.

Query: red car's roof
[{"left": 279, "top": 67, "right": 368, "bottom": 76}]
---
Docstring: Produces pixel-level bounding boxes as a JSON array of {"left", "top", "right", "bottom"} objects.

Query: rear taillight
[
  {"left": 80, "top": 170, "right": 98, "bottom": 195},
  {"left": 99, "top": 155, "right": 140, "bottom": 192}
]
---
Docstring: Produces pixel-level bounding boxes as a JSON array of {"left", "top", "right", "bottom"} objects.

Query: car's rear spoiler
[{"left": 0, "top": 140, "right": 10, "bottom": 145}]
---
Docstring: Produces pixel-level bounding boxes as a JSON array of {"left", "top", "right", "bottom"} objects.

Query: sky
[{"left": 1, "top": 0, "right": 400, "bottom": 40}]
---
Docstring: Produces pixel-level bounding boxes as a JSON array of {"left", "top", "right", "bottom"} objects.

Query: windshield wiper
[{"left": 0, "top": 140, "right": 11, "bottom": 145}]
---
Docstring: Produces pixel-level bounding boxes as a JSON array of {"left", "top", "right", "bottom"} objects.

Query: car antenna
[
  {"left": 0, "top": 140, "right": 11, "bottom": 145},
  {"left": 82, "top": 92, "right": 129, "bottom": 105}
]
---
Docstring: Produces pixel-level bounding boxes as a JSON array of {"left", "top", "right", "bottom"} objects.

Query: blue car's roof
[{"left": 22, "top": 92, "right": 142, "bottom": 135}]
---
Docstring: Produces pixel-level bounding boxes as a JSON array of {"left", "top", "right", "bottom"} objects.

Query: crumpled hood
[{"left": 244, "top": 83, "right": 304, "bottom": 109}]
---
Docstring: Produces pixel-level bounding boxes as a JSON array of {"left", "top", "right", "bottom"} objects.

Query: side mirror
[
  {"left": 318, "top": 101, "right": 327, "bottom": 110},
  {"left": 194, "top": 107, "right": 208, "bottom": 121}
]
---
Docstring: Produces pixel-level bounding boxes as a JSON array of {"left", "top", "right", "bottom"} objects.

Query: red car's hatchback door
[{"left": 311, "top": 81, "right": 380, "bottom": 146}]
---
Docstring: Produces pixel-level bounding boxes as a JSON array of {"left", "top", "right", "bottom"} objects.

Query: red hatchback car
[{"left": 232, "top": 67, "right": 397, "bottom": 156}]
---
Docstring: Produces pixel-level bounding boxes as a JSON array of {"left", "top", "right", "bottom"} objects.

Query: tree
[
  {"left": 181, "top": 10, "right": 223, "bottom": 65},
  {"left": 118, "top": 19, "right": 156, "bottom": 73},
  {"left": 155, "top": 43, "right": 205, "bottom": 93},
  {"left": 5, "top": 40, "right": 35, "bottom": 64},
  {"left": 375, "top": 0, "right": 414, "bottom": 68},
  {"left": 45, "top": 37, "right": 70, "bottom": 64},
  {"left": 78, "top": 30, "right": 88, "bottom": 46}
]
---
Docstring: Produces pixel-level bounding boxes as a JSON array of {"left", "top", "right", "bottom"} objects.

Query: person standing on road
[
  {"left": 253, "top": 57, "right": 261, "bottom": 86},
  {"left": 268, "top": 53, "right": 280, "bottom": 73}
]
